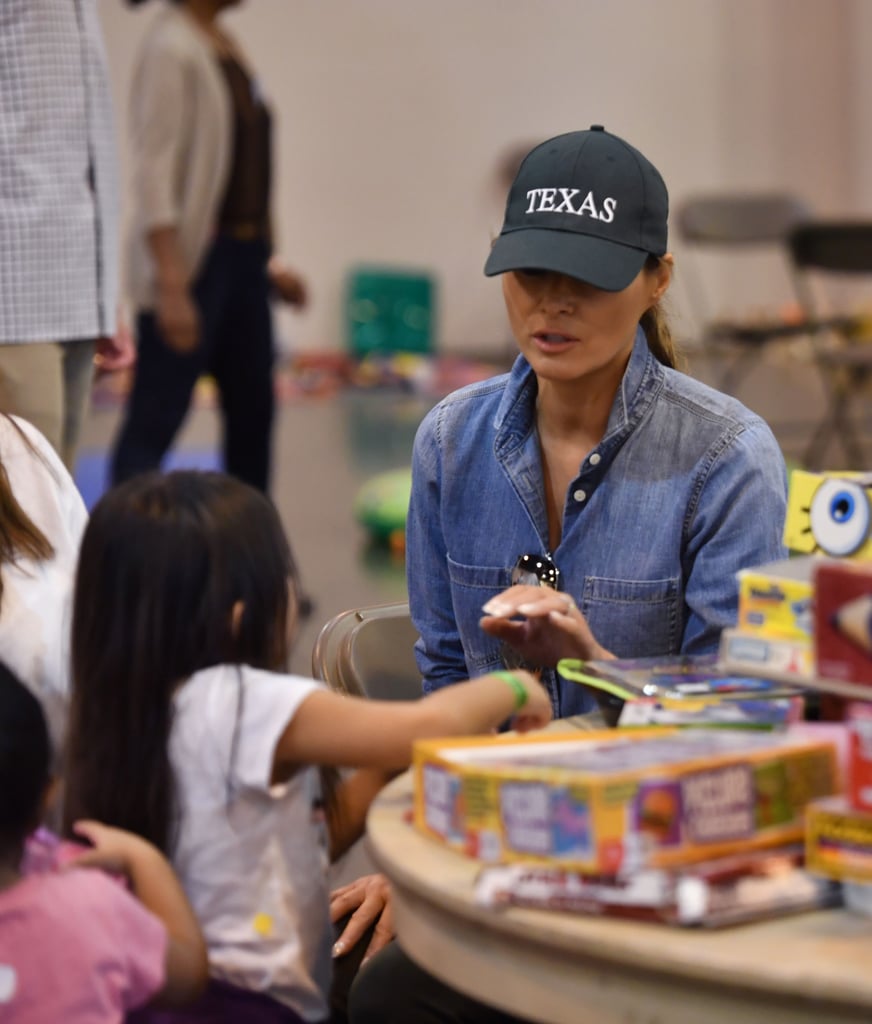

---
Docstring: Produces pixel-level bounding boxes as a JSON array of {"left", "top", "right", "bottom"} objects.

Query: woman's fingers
[
  {"left": 362, "top": 899, "right": 395, "bottom": 964},
  {"left": 332, "top": 890, "right": 388, "bottom": 958},
  {"left": 482, "top": 585, "right": 575, "bottom": 620}
]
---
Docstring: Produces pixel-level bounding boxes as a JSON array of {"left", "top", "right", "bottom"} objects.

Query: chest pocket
[
  {"left": 447, "top": 555, "right": 513, "bottom": 672},
  {"left": 581, "top": 576, "right": 681, "bottom": 657}
]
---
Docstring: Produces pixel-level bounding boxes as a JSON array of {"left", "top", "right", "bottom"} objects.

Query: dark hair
[
  {"left": 0, "top": 415, "right": 54, "bottom": 609},
  {"left": 0, "top": 662, "right": 50, "bottom": 850},
  {"left": 64, "top": 471, "right": 293, "bottom": 853},
  {"left": 640, "top": 255, "right": 682, "bottom": 370}
]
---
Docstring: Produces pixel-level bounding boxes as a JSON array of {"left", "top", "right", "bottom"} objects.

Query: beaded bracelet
[{"left": 492, "top": 670, "right": 529, "bottom": 711}]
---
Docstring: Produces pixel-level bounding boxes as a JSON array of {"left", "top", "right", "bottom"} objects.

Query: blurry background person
[
  {"left": 0, "top": 0, "right": 133, "bottom": 472},
  {"left": 111, "top": 0, "right": 308, "bottom": 495}
]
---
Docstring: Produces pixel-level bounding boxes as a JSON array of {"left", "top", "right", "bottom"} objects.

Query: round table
[{"left": 366, "top": 773, "right": 872, "bottom": 1024}]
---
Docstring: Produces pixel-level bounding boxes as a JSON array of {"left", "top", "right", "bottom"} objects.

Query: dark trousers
[
  {"left": 346, "top": 943, "right": 533, "bottom": 1024},
  {"left": 111, "top": 234, "right": 275, "bottom": 492}
]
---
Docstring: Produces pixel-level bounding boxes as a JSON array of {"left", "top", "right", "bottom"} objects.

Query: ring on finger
[{"left": 563, "top": 596, "right": 575, "bottom": 614}]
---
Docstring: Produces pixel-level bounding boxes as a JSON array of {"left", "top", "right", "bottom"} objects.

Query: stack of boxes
[{"left": 723, "top": 470, "right": 872, "bottom": 698}]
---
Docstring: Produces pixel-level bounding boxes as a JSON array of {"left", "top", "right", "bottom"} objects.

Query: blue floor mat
[{"left": 74, "top": 448, "right": 222, "bottom": 511}]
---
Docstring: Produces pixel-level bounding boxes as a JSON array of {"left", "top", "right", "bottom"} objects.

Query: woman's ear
[{"left": 230, "top": 600, "right": 245, "bottom": 637}]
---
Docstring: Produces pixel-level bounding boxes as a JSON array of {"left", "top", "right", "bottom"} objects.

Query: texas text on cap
[{"left": 484, "top": 125, "right": 669, "bottom": 292}]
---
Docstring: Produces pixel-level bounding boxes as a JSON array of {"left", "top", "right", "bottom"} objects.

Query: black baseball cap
[{"left": 484, "top": 126, "right": 669, "bottom": 292}]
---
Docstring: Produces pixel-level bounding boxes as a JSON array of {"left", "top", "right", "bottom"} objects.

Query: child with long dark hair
[
  {"left": 63, "top": 470, "right": 551, "bottom": 1023},
  {"left": 0, "top": 661, "right": 207, "bottom": 1023}
]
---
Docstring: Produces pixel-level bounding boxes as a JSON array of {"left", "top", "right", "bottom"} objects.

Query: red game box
[{"left": 814, "top": 560, "right": 872, "bottom": 685}]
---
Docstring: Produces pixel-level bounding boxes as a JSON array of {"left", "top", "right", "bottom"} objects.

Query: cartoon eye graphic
[{"left": 809, "top": 479, "right": 871, "bottom": 556}]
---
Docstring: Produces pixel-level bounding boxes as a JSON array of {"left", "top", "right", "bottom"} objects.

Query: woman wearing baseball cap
[
  {"left": 407, "top": 124, "right": 787, "bottom": 715},
  {"left": 345, "top": 127, "right": 788, "bottom": 1024}
]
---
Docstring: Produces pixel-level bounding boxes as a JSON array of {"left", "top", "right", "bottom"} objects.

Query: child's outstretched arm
[
  {"left": 279, "top": 670, "right": 551, "bottom": 856},
  {"left": 274, "top": 669, "right": 551, "bottom": 776},
  {"left": 69, "top": 821, "right": 209, "bottom": 1007}
]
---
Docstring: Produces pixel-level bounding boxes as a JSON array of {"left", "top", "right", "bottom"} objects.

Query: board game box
[{"left": 413, "top": 728, "right": 840, "bottom": 875}]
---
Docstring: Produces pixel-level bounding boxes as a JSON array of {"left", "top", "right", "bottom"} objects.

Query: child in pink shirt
[{"left": 0, "top": 662, "right": 208, "bottom": 1023}]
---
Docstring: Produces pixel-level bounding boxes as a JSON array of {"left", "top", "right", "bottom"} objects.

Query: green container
[{"left": 346, "top": 266, "right": 435, "bottom": 356}]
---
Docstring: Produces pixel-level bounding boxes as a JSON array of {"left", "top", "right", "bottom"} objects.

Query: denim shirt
[{"left": 406, "top": 329, "right": 788, "bottom": 717}]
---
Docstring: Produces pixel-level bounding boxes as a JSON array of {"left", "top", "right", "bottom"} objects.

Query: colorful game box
[
  {"left": 413, "top": 728, "right": 840, "bottom": 875},
  {"left": 806, "top": 795, "right": 872, "bottom": 883},
  {"left": 736, "top": 557, "right": 815, "bottom": 642}
]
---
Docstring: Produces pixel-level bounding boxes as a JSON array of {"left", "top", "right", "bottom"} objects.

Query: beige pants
[{"left": 0, "top": 339, "right": 96, "bottom": 471}]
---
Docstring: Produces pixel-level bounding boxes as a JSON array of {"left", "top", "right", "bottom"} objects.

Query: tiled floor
[{"left": 76, "top": 340, "right": 872, "bottom": 678}]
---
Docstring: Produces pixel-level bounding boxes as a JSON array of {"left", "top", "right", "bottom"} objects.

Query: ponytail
[{"left": 640, "top": 255, "right": 683, "bottom": 371}]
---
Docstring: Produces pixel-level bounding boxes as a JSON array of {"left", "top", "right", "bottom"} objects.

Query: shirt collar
[{"left": 493, "top": 326, "right": 664, "bottom": 459}]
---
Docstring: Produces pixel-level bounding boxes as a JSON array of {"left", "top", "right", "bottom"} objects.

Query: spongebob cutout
[{"left": 784, "top": 470, "right": 872, "bottom": 557}]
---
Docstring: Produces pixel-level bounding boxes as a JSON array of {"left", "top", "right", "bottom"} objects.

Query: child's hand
[
  {"left": 510, "top": 671, "right": 553, "bottom": 732},
  {"left": 66, "top": 820, "right": 147, "bottom": 879}
]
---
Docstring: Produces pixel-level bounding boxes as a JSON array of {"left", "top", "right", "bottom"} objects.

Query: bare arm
[
  {"left": 325, "top": 768, "right": 397, "bottom": 861},
  {"left": 70, "top": 821, "right": 208, "bottom": 1007},
  {"left": 273, "top": 670, "right": 551, "bottom": 777}
]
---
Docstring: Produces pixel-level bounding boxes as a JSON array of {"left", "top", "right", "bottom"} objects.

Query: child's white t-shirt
[
  {"left": 0, "top": 416, "right": 88, "bottom": 753},
  {"left": 170, "top": 664, "right": 331, "bottom": 1021}
]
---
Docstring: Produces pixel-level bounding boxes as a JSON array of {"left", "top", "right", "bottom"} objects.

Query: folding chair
[
  {"left": 675, "top": 193, "right": 812, "bottom": 393},
  {"left": 788, "top": 221, "right": 872, "bottom": 469},
  {"left": 311, "top": 601, "right": 421, "bottom": 700}
]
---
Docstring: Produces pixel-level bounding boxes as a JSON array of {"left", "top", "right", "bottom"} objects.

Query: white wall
[{"left": 98, "top": 0, "right": 857, "bottom": 355}]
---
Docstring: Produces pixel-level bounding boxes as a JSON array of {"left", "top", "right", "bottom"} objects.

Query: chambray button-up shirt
[
  {"left": 0, "top": 0, "right": 119, "bottom": 343},
  {"left": 406, "top": 329, "right": 788, "bottom": 717}
]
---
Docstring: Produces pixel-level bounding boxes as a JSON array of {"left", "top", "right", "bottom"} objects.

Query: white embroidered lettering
[
  {"left": 538, "top": 188, "right": 557, "bottom": 212},
  {"left": 526, "top": 188, "right": 617, "bottom": 222},
  {"left": 554, "top": 188, "right": 581, "bottom": 213},
  {"left": 577, "top": 191, "right": 600, "bottom": 219}
]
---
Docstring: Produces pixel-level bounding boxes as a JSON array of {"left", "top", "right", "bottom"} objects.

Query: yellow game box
[
  {"left": 806, "top": 796, "right": 872, "bottom": 884},
  {"left": 736, "top": 557, "right": 815, "bottom": 643},
  {"left": 413, "top": 728, "right": 839, "bottom": 875}
]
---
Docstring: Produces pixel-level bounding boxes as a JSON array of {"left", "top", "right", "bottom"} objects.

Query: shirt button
[
  {"left": 589, "top": 453, "right": 601, "bottom": 466},
  {"left": 573, "top": 489, "right": 587, "bottom": 503}
]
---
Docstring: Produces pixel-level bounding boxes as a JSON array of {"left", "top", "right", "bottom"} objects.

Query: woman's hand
[
  {"left": 330, "top": 873, "right": 394, "bottom": 967},
  {"left": 268, "top": 258, "right": 308, "bottom": 309},
  {"left": 156, "top": 281, "right": 200, "bottom": 354},
  {"left": 481, "top": 584, "right": 613, "bottom": 666}
]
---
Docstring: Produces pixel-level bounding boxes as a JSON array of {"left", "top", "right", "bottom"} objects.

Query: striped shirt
[{"left": 0, "top": 0, "right": 119, "bottom": 343}]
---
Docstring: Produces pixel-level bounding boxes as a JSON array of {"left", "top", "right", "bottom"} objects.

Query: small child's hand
[
  {"left": 66, "top": 820, "right": 147, "bottom": 879},
  {"left": 511, "top": 671, "right": 553, "bottom": 732}
]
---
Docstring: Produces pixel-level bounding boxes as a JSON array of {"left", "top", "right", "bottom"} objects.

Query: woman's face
[{"left": 501, "top": 258, "right": 672, "bottom": 388}]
